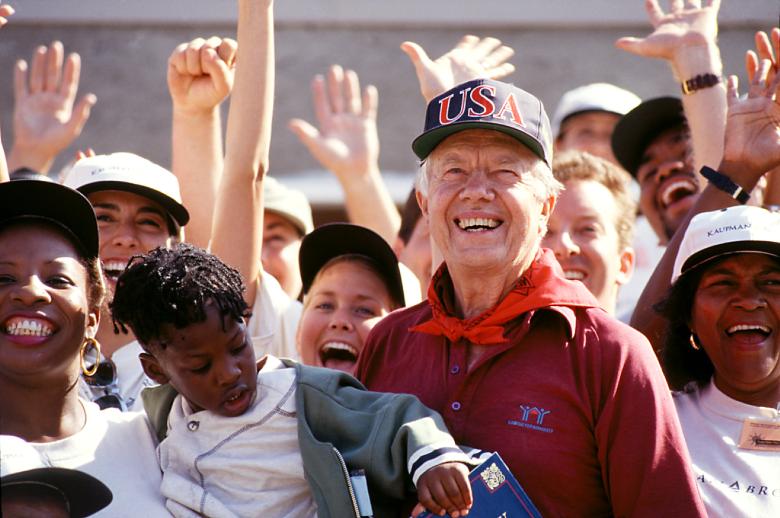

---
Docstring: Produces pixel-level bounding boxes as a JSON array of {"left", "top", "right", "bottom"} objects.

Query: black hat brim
[{"left": 299, "top": 223, "right": 405, "bottom": 307}]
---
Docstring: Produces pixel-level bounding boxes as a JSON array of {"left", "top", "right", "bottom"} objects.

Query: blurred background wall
[{"left": 1, "top": 0, "right": 776, "bottom": 219}]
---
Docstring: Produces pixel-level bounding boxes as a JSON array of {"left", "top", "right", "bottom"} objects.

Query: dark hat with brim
[
  {"left": 0, "top": 180, "right": 99, "bottom": 260},
  {"left": 299, "top": 223, "right": 405, "bottom": 307},
  {"left": 412, "top": 78, "right": 553, "bottom": 166},
  {"left": 2, "top": 467, "right": 113, "bottom": 517},
  {"left": 1, "top": 435, "right": 112, "bottom": 518},
  {"left": 611, "top": 96, "right": 685, "bottom": 176}
]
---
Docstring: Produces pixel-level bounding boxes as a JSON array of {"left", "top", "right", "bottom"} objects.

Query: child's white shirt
[{"left": 159, "top": 356, "right": 318, "bottom": 518}]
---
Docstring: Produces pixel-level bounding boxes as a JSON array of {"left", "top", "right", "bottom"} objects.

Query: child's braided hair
[{"left": 110, "top": 243, "right": 251, "bottom": 351}]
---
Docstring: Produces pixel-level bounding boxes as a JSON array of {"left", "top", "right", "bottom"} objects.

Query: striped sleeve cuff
[{"left": 409, "top": 442, "right": 472, "bottom": 486}]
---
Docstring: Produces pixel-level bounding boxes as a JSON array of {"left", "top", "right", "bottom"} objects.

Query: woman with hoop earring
[{"left": 0, "top": 180, "right": 167, "bottom": 516}]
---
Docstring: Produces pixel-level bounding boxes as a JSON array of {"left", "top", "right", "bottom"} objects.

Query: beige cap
[
  {"left": 552, "top": 83, "right": 641, "bottom": 138},
  {"left": 264, "top": 176, "right": 314, "bottom": 235}
]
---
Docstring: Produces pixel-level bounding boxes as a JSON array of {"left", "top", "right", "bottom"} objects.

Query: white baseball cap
[
  {"left": 62, "top": 152, "right": 190, "bottom": 228},
  {"left": 551, "top": 83, "right": 641, "bottom": 138},
  {"left": 671, "top": 206, "right": 780, "bottom": 284}
]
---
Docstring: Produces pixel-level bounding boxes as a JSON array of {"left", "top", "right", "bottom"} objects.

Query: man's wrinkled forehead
[{"left": 430, "top": 129, "right": 541, "bottom": 164}]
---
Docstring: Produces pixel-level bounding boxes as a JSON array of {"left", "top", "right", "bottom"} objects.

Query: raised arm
[
  {"left": 402, "top": 35, "right": 516, "bottom": 103},
  {"left": 0, "top": 4, "right": 12, "bottom": 28},
  {"left": 616, "top": 0, "right": 725, "bottom": 173},
  {"left": 631, "top": 61, "right": 780, "bottom": 347},
  {"left": 748, "top": 28, "right": 780, "bottom": 207},
  {"left": 210, "top": 0, "right": 274, "bottom": 306},
  {"left": 289, "top": 65, "right": 400, "bottom": 243},
  {"left": 0, "top": 4, "right": 14, "bottom": 182},
  {"left": 168, "top": 36, "right": 237, "bottom": 248},
  {"left": 7, "top": 41, "right": 95, "bottom": 175}
]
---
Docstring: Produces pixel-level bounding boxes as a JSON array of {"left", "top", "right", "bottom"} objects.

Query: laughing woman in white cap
[
  {"left": 61, "top": 152, "right": 190, "bottom": 411},
  {"left": 658, "top": 206, "right": 780, "bottom": 517}
]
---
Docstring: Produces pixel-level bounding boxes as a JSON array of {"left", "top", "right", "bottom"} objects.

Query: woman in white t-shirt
[
  {"left": 0, "top": 180, "right": 167, "bottom": 517},
  {"left": 658, "top": 206, "right": 780, "bottom": 518}
]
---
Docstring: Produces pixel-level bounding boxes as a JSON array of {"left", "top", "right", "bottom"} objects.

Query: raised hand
[
  {"left": 0, "top": 4, "right": 14, "bottom": 28},
  {"left": 401, "top": 35, "right": 515, "bottom": 102},
  {"left": 168, "top": 36, "right": 237, "bottom": 115},
  {"left": 615, "top": 0, "right": 721, "bottom": 61},
  {"left": 8, "top": 41, "right": 96, "bottom": 174},
  {"left": 721, "top": 61, "right": 780, "bottom": 179},
  {"left": 746, "top": 27, "right": 779, "bottom": 85},
  {"left": 288, "top": 65, "right": 379, "bottom": 180}
]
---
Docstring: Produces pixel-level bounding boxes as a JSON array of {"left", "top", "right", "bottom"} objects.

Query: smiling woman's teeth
[
  {"left": 726, "top": 324, "right": 771, "bottom": 335},
  {"left": 457, "top": 218, "right": 500, "bottom": 231},
  {"left": 5, "top": 319, "right": 53, "bottom": 337},
  {"left": 564, "top": 271, "right": 585, "bottom": 280},
  {"left": 102, "top": 261, "right": 127, "bottom": 279}
]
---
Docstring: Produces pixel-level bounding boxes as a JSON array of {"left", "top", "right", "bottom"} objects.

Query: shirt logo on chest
[{"left": 507, "top": 404, "right": 554, "bottom": 433}]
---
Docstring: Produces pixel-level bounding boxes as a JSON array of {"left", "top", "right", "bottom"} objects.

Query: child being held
[{"left": 111, "top": 243, "right": 473, "bottom": 518}]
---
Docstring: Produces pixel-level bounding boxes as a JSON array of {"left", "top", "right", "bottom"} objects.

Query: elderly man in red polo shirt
[{"left": 356, "top": 78, "right": 705, "bottom": 517}]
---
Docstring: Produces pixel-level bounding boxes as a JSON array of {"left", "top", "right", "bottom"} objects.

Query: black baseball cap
[
  {"left": 1, "top": 435, "right": 113, "bottom": 518},
  {"left": 299, "top": 223, "right": 405, "bottom": 307},
  {"left": 611, "top": 96, "right": 686, "bottom": 176},
  {"left": 412, "top": 78, "right": 553, "bottom": 166},
  {"left": 0, "top": 180, "right": 99, "bottom": 260}
]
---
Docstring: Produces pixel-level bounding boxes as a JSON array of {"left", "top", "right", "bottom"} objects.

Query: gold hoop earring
[
  {"left": 80, "top": 337, "right": 101, "bottom": 377},
  {"left": 689, "top": 333, "right": 701, "bottom": 351}
]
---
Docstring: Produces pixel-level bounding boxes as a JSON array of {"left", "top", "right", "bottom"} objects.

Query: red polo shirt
[{"left": 356, "top": 266, "right": 705, "bottom": 517}]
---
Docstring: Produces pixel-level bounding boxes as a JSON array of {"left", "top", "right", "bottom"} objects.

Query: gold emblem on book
[{"left": 480, "top": 462, "right": 506, "bottom": 491}]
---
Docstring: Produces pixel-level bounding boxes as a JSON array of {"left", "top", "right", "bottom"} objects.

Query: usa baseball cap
[
  {"left": 551, "top": 82, "right": 641, "bottom": 138},
  {"left": 412, "top": 78, "right": 553, "bottom": 166},
  {"left": 611, "top": 97, "right": 685, "bottom": 176},
  {"left": 62, "top": 152, "right": 190, "bottom": 228},
  {"left": 0, "top": 179, "right": 99, "bottom": 260},
  {"left": 671, "top": 206, "right": 780, "bottom": 284},
  {"left": 299, "top": 223, "right": 405, "bottom": 307},
  {"left": 1, "top": 435, "right": 113, "bottom": 517}
]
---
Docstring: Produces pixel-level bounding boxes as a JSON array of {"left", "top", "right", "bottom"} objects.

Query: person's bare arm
[
  {"left": 169, "top": 36, "right": 237, "bottom": 248},
  {"left": 210, "top": 0, "right": 274, "bottom": 307},
  {"left": 0, "top": 4, "right": 13, "bottom": 182},
  {"left": 289, "top": 65, "right": 400, "bottom": 243},
  {"left": 631, "top": 62, "right": 780, "bottom": 347},
  {"left": 616, "top": 0, "right": 725, "bottom": 173},
  {"left": 402, "top": 35, "right": 516, "bottom": 103},
  {"left": 0, "top": 4, "right": 12, "bottom": 29},
  {"left": 747, "top": 28, "right": 780, "bottom": 207},
  {"left": 7, "top": 41, "right": 96, "bottom": 175}
]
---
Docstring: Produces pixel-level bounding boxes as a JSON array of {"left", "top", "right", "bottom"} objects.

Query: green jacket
[{"left": 143, "top": 358, "right": 470, "bottom": 518}]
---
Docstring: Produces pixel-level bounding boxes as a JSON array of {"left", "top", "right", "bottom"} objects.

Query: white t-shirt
[
  {"left": 674, "top": 381, "right": 780, "bottom": 518},
  {"left": 247, "top": 271, "right": 302, "bottom": 360},
  {"left": 160, "top": 355, "right": 317, "bottom": 518},
  {"left": 28, "top": 400, "right": 168, "bottom": 517}
]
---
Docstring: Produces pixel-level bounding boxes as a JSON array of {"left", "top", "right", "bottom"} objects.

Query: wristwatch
[
  {"left": 681, "top": 73, "right": 721, "bottom": 95},
  {"left": 700, "top": 166, "right": 750, "bottom": 204}
]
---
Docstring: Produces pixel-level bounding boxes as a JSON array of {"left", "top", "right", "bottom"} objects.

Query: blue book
[{"left": 418, "top": 452, "right": 542, "bottom": 518}]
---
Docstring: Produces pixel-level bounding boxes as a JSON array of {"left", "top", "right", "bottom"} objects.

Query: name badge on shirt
[{"left": 737, "top": 418, "right": 780, "bottom": 451}]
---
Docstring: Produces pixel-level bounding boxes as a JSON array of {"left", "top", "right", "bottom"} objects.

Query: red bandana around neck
[{"left": 410, "top": 248, "right": 599, "bottom": 345}]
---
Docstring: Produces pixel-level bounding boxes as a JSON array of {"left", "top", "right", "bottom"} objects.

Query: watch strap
[
  {"left": 700, "top": 166, "right": 750, "bottom": 204},
  {"left": 681, "top": 73, "right": 721, "bottom": 95}
]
